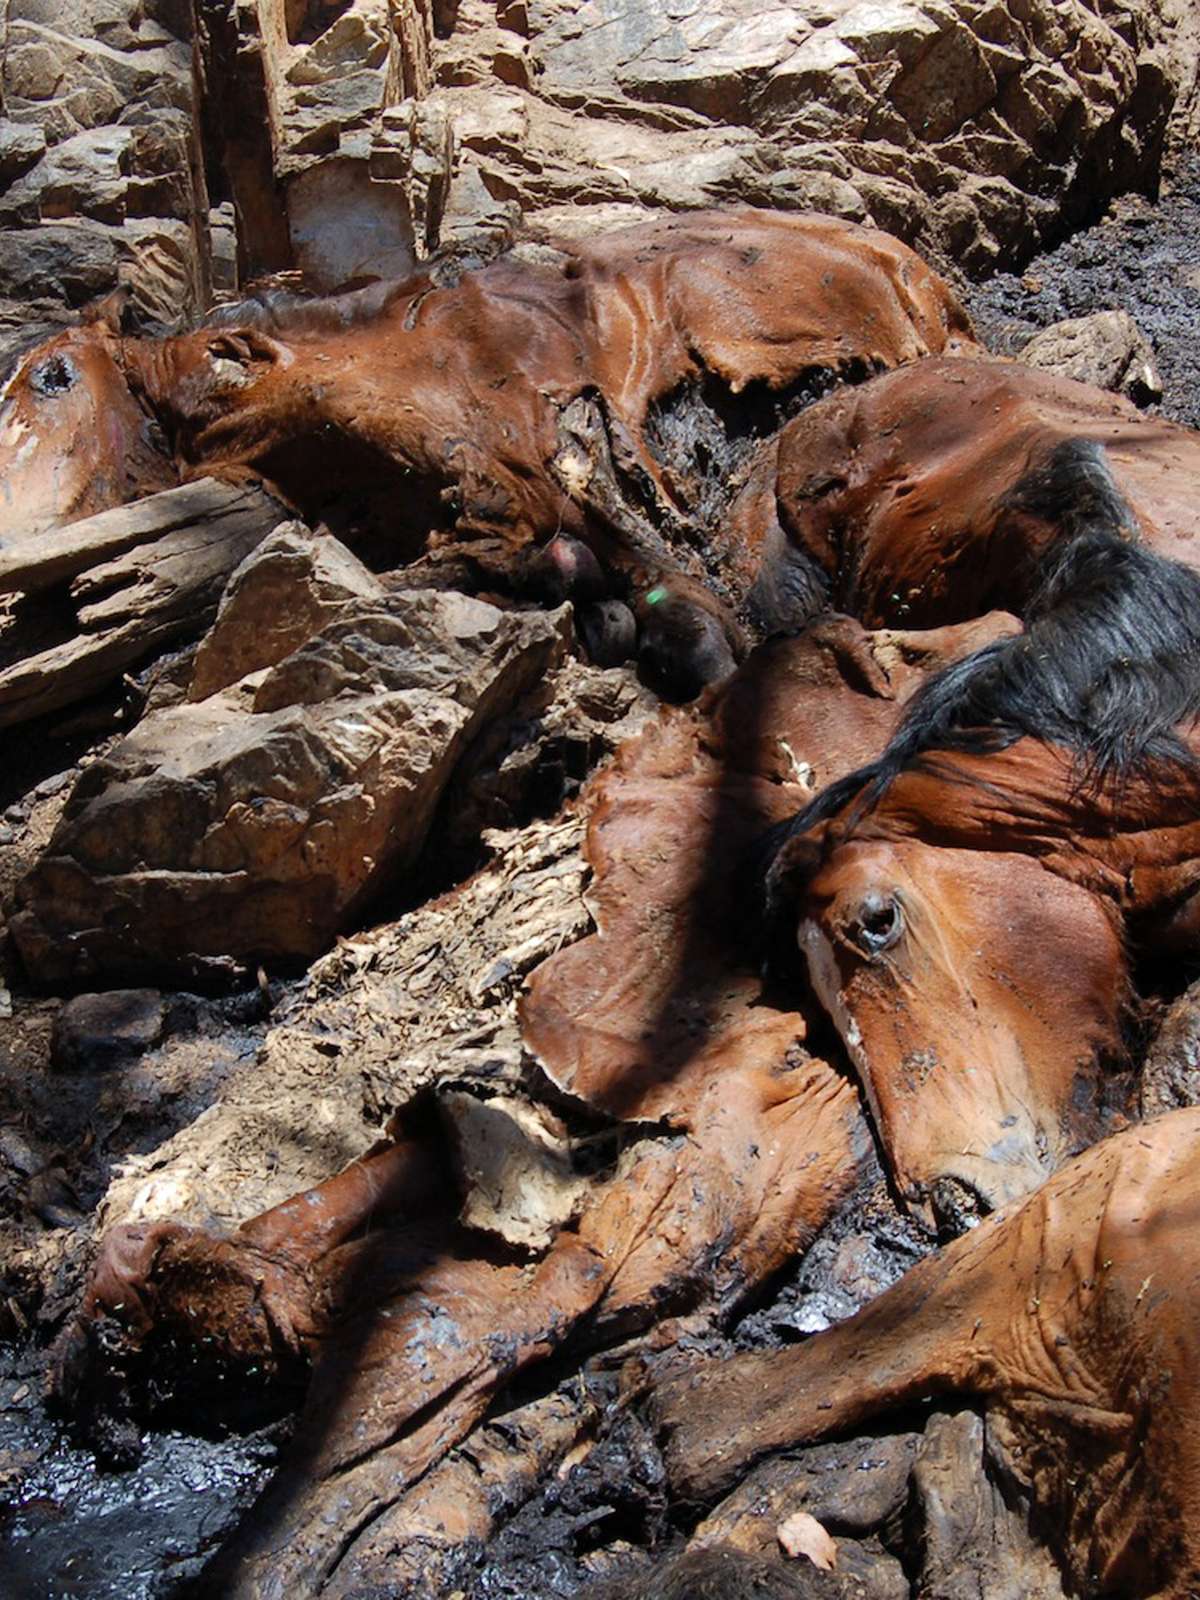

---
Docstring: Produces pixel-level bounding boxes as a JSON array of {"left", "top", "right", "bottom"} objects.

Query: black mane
[{"left": 779, "top": 439, "right": 1200, "bottom": 850}]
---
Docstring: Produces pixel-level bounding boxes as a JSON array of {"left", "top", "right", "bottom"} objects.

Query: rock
[
  {"left": 284, "top": 2, "right": 391, "bottom": 85},
  {"left": 283, "top": 157, "right": 414, "bottom": 289},
  {"left": 189, "top": 523, "right": 384, "bottom": 700},
  {"left": 0, "top": 221, "right": 120, "bottom": 305},
  {"left": 1140, "top": 979, "right": 1200, "bottom": 1117},
  {"left": 0, "top": 7, "right": 205, "bottom": 321},
  {"left": 51, "top": 989, "right": 166, "bottom": 1071},
  {"left": 0, "top": 119, "right": 46, "bottom": 185},
  {"left": 1018, "top": 309, "right": 1164, "bottom": 404},
  {"left": 209, "top": 203, "right": 237, "bottom": 292},
  {"left": 0, "top": 128, "right": 133, "bottom": 226},
  {"left": 11, "top": 591, "right": 569, "bottom": 983}
]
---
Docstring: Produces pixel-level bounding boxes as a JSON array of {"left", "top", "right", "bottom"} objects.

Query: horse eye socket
[
  {"left": 30, "top": 353, "right": 78, "bottom": 396},
  {"left": 851, "top": 894, "right": 903, "bottom": 954}
]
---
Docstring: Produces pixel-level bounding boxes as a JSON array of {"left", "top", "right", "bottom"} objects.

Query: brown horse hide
[
  {"left": 519, "top": 611, "right": 1017, "bottom": 1125},
  {"left": 651, "top": 1107, "right": 1200, "bottom": 1599},
  {"left": 53, "top": 616, "right": 1021, "bottom": 1592},
  {"left": 0, "top": 305, "right": 175, "bottom": 542},
  {"left": 769, "top": 735, "right": 1200, "bottom": 1228},
  {"left": 0, "top": 213, "right": 974, "bottom": 576},
  {"left": 724, "top": 356, "right": 1200, "bottom": 631}
]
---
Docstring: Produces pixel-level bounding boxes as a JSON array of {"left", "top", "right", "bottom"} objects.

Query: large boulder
[{"left": 11, "top": 589, "right": 568, "bottom": 983}]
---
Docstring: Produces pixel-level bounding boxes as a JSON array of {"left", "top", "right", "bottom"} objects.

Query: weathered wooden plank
[
  {"left": 0, "top": 479, "right": 285, "bottom": 727},
  {"left": 0, "top": 478, "right": 280, "bottom": 596}
]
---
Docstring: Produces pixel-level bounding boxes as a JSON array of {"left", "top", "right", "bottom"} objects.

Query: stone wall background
[{"left": 0, "top": 0, "right": 1196, "bottom": 353}]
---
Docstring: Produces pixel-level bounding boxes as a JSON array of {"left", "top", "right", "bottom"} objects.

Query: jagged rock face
[
  {"left": 459, "top": 0, "right": 1184, "bottom": 272},
  {"left": 0, "top": 0, "right": 1190, "bottom": 348},
  {"left": 0, "top": 0, "right": 206, "bottom": 345}
]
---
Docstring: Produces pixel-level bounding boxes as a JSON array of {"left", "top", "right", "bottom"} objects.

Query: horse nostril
[{"left": 928, "top": 1175, "right": 992, "bottom": 1241}]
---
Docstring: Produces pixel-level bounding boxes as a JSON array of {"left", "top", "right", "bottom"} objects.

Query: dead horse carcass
[
  {"left": 761, "top": 487, "right": 1200, "bottom": 1231},
  {"left": 652, "top": 1107, "right": 1200, "bottom": 1600},
  {"left": 0, "top": 212, "right": 975, "bottom": 600},
  {"left": 722, "top": 354, "right": 1200, "bottom": 633}
]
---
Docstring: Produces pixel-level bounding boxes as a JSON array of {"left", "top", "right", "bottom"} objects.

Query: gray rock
[
  {"left": 13, "top": 591, "right": 569, "bottom": 983},
  {"left": 0, "top": 221, "right": 120, "bottom": 305},
  {"left": 21, "top": 127, "right": 132, "bottom": 224},
  {"left": 1018, "top": 309, "right": 1164, "bottom": 405},
  {"left": 51, "top": 989, "right": 166, "bottom": 1071},
  {"left": 0, "top": 119, "right": 46, "bottom": 185}
]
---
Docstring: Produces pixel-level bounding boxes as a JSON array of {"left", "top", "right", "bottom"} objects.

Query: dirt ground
[{"left": 965, "top": 153, "right": 1200, "bottom": 429}]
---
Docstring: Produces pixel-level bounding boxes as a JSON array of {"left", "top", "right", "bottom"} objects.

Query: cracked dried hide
[
  {"left": 520, "top": 613, "right": 1018, "bottom": 1125},
  {"left": 0, "top": 213, "right": 975, "bottom": 582},
  {"left": 50, "top": 616, "right": 1010, "bottom": 1595}
]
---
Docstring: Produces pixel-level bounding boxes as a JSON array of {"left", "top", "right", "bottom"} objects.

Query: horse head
[
  {"left": 0, "top": 293, "right": 175, "bottom": 545},
  {"left": 769, "top": 757, "right": 1129, "bottom": 1233},
  {"left": 131, "top": 322, "right": 303, "bottom": 470}
]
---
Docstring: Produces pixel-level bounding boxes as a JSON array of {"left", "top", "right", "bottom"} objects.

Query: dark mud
[
  {"left": 967, "top": 156, "right": 1200, "bottom": 429},
  {"left": 1, "top": 1343, "right": 279, "bottom": 1600}
]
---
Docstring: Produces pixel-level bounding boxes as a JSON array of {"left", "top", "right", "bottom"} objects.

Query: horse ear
[
  {"left": 205, "top": 328, "right": 291, "bottom": 373},
  {"left": 80, "top": 286, "right": 131, "bottom": 334}
]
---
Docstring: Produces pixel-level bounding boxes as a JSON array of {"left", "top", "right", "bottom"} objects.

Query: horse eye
[
  {"left": 851, "top": 893, "right": 903, "bottom": 954},
  {"left": 30, "top": 353, "right": 78, "bottom": 396}
]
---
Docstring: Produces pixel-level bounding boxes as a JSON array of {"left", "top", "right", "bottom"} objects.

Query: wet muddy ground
[
  {"left": 4, "top": 164, "right": 1200, "bottom": 1598},
  {"left": 966, "top": 153, "right": 1200, "bottom": 429},
  {"left": 2, "top": 1386, "right": 278, "bottom": 1600}
]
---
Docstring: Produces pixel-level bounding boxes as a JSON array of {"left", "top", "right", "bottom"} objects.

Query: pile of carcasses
[{"left": 8, "top": 209, "right": 1200, "bottom": 1598}]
